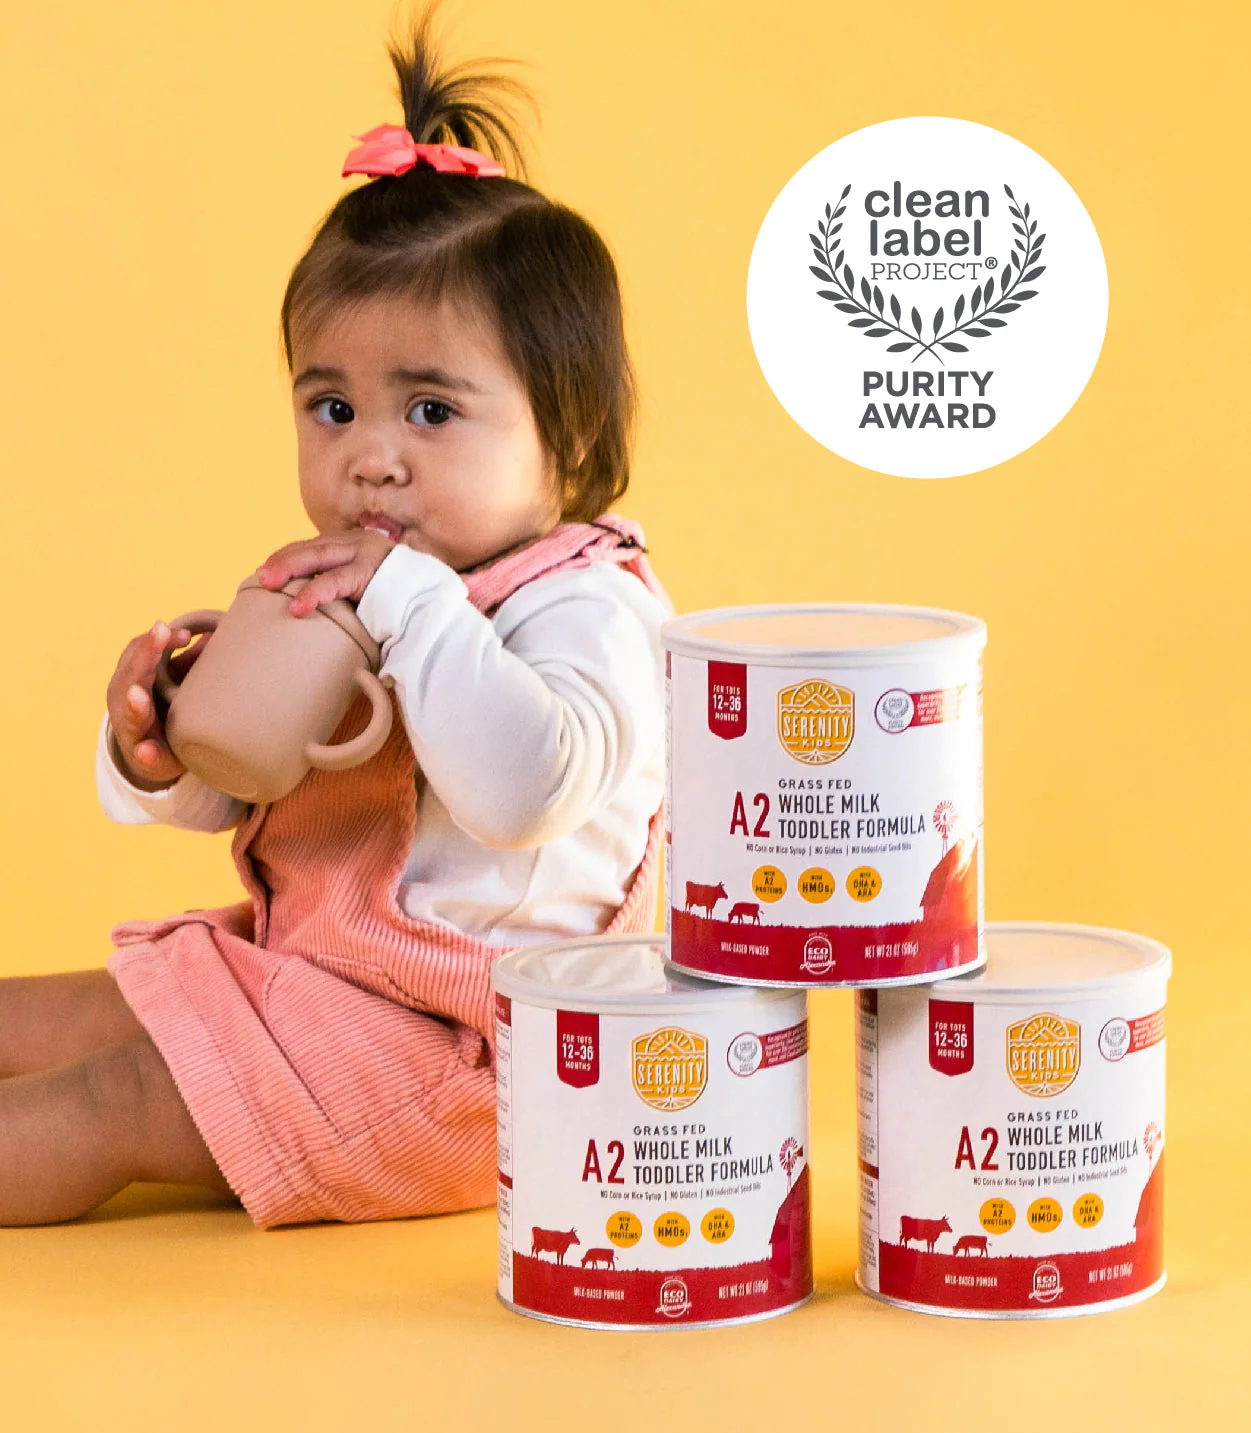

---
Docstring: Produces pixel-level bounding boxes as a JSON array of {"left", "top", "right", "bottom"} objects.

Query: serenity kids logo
[{"left": 746, "top": 118, "right": 1108, "bottom": 479}]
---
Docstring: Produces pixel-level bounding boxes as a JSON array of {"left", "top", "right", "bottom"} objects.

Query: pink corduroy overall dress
[{"left": 107, "top": 517, "right": 666, "bottom": 1229}]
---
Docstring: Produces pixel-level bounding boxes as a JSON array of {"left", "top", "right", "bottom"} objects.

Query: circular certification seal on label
[
  {"left": 746, "top": 117, "right": 1109, "bottom": 479},
  {"left": 1027, "top": 1261, "right": 1064, "bottom": 1304},
  {"left": 1099, "top": 1017, "right": 1131, "bottom": 1062},
  {"left": 656, "top": 1276, "right": 693, "bottom": 1319},
  {"left": 800, "top": 933, "right": 835, "bottom": 975},
  {"left": 727, "top": 1032, "right": 764, "bottom": 1076},
  {"left": 875, "top": 688, "right": 915, "bottom": 733}
]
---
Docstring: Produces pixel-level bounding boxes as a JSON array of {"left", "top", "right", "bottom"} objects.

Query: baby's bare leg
[
  {"left": 0, "top": 970, "right": 146, "bottom": 1077},
  {"left": 0, "top": 1036, "right": 236, "bottom": 1225}
]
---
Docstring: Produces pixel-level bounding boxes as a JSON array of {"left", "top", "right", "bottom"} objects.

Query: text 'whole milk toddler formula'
[
  {"left": 857, "top": 922, "right": 1170, "bottom": 1317},
  {"left": 664, "top": 604, "right": 986, "bottom": 986},
  {"left": 493, "top": 935, "right": 812, "bottom": 1328}
]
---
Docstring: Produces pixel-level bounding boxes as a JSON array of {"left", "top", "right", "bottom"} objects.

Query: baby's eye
[
  {"left": 408, "top": 399, "right": 454, "bottom": 427},
  {"left": 311, "top": 397, "right": 354, "bottom": 425}
]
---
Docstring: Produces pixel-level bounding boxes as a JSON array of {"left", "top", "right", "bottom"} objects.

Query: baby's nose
[{"left": 350, "top": 444, "right": 411, "bottom": 486}]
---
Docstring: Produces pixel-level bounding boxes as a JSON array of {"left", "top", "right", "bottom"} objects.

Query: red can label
[
  {"left": 856, "top": 979, "right": 1167, "bottom": 1315},
  {"left": 665, "top": 641, "right": 984, "bottom": 985},
  {"left": 497, "top": 994, "right": 811, "bottom": 1327}
]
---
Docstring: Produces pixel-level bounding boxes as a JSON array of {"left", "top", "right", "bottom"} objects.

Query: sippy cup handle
[
  {"left": 153, "top": 611, "right": 224, "bottom": 704},
  {"left": 304, "top": 670, "right": 393, "bottom": 772}
]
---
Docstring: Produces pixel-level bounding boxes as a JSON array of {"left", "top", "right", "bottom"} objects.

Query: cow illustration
[
  {"left": 953, "top": 1235, "right": 989, "bottom": 1257},
  {"left": 580, "top": 1247, "right": 616, "bottom": 1270},
  {"left": 685, "top": 881, "right": 727, "bottom": 918},
  {"left": 899, "top": 1215, "right": 952, "bottom": 1252},
  {"left": 728, "top": 901, "right": 761, "bottom": 924},
  {"left": 531, "top": 1227, "right": 580, "bottom": 1264}
]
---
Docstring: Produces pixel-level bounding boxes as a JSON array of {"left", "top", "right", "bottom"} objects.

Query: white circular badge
[{"left": 746, "top": 117, "right": 1108, "bottom": 479}]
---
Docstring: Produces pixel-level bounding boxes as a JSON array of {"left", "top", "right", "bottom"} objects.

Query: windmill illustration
[{"left": 780, "top": 1137, "right": 804, "bottom": 1191}]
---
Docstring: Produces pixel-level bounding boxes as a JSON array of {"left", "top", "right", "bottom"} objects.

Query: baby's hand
[
  {"left": 106, "top": 622, "right": 204, "bottom": 791},
  {"left": 256, "top": 529, "right": 396, "bottom": 618}
]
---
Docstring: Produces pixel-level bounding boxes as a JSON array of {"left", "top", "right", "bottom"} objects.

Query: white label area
[
  {"left": 856, "top": 980, "right": 1167, "bottom": 1313},
  {"left": 666, "top": 646, "right": 984, "bottom": 984},
  {"left": 497, "top": 993, "right": 811, "bottom": 1326}
]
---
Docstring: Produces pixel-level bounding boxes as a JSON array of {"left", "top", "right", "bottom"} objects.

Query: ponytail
[{"left": 388, "top": 8, "right": 532, "bottom": 179}]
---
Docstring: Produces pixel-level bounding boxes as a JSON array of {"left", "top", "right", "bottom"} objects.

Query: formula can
[
  {"left": 856, "top": 921, "right": 1170, "bottom": 1318},
  {"left": 493, "top": 935, "right": 812, "bottom": 1329},
  {"left": 664, "top": 604, "right": 986, "bottom": 987}
]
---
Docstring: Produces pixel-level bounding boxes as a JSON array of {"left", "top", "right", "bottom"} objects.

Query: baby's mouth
[{"left": 358, "top": 511, "right": 406, "bottom": 542}]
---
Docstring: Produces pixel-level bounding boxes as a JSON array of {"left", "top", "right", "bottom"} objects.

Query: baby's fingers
[
  {"left": 135, "top": 622, "right": 191, "bottom": 681},
  {"left": 120, "top": 730, "right": 187, "bottom": 788},
  {"left": 118, "top": 682, "right": 173, "bottom": 751},
  {"left": 109, "top": 682, "right": 186, "bottom": 787},
  {"left": 258, "top": 538, "right": 356, "bottom": 589},
  {"left": 122, "top": 682, "right": 155, "bottom": 738},
  {"left": 131, "top": 735, "right": 183, "bottom": 777},
  {"left": 108, "top": 623, "right": 189, "bottom": 738}
]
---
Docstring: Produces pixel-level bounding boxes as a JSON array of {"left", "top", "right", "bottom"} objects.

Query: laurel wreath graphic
[{"left": 810, "top": 183, "right": 1046, "bottom": 362}]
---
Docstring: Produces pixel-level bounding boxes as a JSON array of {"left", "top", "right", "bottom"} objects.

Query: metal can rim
[
  {"left": 662, "top": 602, "right": 987, "bottom": 669},
  {"left": 665, "top": 953, "right": 986, "bottom": 990},
  {"left": 497, "top": 1288, "right": 815, "bottom": 1331},
  {"left": 491, "top": 933, "right": 804, "bottom": 1013},
  {"left": 852, "top": 1271, "right": 1167, "bottom": 1320},
  {"left": 891, "top": 920, "right": 1173, "bottom": 1004}
]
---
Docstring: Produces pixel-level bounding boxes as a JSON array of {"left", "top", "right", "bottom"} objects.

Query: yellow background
[{"left": 0, "top": 0, "right": 1246, "bottom": 1426}]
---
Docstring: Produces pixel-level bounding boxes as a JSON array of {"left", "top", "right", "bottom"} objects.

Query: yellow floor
[{"left": 1, "top": 962, "right": 1243, "bottom": 1431}]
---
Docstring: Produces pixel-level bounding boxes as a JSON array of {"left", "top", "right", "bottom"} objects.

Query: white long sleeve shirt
[{"left": 96, "top": 546, "right": 668, "bottom": 946}]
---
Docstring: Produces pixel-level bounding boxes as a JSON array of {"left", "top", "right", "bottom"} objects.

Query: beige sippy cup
[{"left": 154, "top": 573, "right": 393, "bottom": 803}]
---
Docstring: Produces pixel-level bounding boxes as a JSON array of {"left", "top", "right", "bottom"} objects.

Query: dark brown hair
[{"left": 280, "top": 11, "right": 636, "bottom": 522}]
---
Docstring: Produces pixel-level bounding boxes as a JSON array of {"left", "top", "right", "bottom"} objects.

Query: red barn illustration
[
  {"left": 1135, "top": 1153, "right": 1164, "bottom": 1240},
  {"left": 920, "top": 833, "right": 978, "bottom": 935},
  {"left": 768, "top": 1164, "right": 812, "bottom": 1291}
]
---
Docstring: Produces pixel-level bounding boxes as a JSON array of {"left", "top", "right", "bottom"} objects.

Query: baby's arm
[
  {"left": 357, "top": 548, "right": 665, "bottom": 849},
  {"left": 96, "top": 717, "right": 246, "bottom": 832}
]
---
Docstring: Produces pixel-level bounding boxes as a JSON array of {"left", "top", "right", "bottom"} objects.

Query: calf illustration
[
  {"left": 953, "top": 1235, "right": 989, "bottom": 1257},
  {"left": 685, "top": 881, "right": 727, "bottom": 918},
  {"left": 728, "top": 901, "right": 761, "bottom": 924},
  {"left": 580, "top": 1247, "right": 616, "bottom": 1270},
  {"left": 531, "top": 1227, "right": 580, "bottom": 1264},
  {"left": 899, "top": 1215, "right": 951, "bottom": 1252}
]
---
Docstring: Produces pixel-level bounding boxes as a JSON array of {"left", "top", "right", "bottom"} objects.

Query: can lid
[
  {"left": 938, "top": 922, "right": 1172, "bottom": 1001},
  {"left": 492, "top": 934, "right": 800, "bottom": 1012},
  {"left": 662, "top": 603, "right": 986, "bottom": 668}
]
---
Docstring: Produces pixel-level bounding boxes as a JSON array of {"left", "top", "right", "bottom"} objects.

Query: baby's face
[{"left": 290, "top": 293, "right": 561, "bottom": 572}]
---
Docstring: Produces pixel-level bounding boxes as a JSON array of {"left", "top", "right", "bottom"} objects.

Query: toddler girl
[{"left": 0, "top": 17, "right": 667, "bottom": 1228}]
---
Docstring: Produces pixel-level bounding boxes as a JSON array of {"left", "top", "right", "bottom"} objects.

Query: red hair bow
[{"left": 341, "top": 124, "right": 505, "bottom": 179}]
